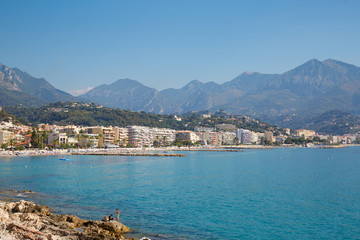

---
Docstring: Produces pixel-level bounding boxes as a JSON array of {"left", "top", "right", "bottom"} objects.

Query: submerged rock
[{"left": 0, "top": 200, "right": 132, "bottom": 240}]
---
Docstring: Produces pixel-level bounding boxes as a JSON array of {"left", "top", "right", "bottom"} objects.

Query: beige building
[
  {"left": 103, "top": 127, "right": 115, "bottom": 146},
  {"left": 202, "top": 131, "right": 221, "bottom": 145},
  {"left": 294, "top": 129, "right": 316, "bottom": 138},
  {"left": 14, "top": 134, "right": 25, "bottom": 143},
  {"left": 284, "top": 128, "right": 291, "bottom": 135},
  {"left": 86, "top": 127, "right": 114, "bottom": 147},
  {"left": 176, "top": 130, "right": 200, "bottom": 143},
  {"left": 60, "top": 125, "right": 84, "bottom": 135},
  {"left": 113, "top": 127, "right": 128, "bottom": 146},
  {"left": 264, "top": 132, "right": 274, "bottom": 142},
  {"left": 0, "top": 130, "right": 14, "bottom": 145}
]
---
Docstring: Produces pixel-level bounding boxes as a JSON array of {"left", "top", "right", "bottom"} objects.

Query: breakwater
[
  {"left": 72, "top": 152, "right": 186, "bottom": 157},
  {"left": 174, "top": 149, "right": 243, "bottom": 152}
]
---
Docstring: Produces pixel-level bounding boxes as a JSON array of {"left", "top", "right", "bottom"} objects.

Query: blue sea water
[{"left": 1, "top": 147, "right": 360, "bottom": 239}]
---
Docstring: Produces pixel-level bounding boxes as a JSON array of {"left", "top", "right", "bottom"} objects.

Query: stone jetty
[
  {"left": 72, "top": 152, "right": 186, "bottom": 157},
  {"left": 0, "top": 200, "right": 133, "bottom": 240}
]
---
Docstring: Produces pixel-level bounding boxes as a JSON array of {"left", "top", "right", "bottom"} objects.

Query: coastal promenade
[{"left": 0, "top": 144, "right": 351, "bottom": 158}]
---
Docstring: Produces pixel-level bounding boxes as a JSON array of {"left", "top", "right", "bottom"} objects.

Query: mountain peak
[
  {"left": 183, "top": 80, "right": 203, "bottom": 89},
  {"left": 304, "top": 58, "right": 322, "bottom": 65},
  {"left": 188, "top": 79, "right": 202, "bottom": 84},
  {"left": 110, "top": 78, "right": 149, "bottom": 89},
  {"left": 0, "top": 62, "right": 76, "bottom": 106},
  {"left": 323, "top": 58, "right": 337, "bottom": 63}
]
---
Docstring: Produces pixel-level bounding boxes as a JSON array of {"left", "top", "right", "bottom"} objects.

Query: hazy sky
[{"left": 1, "top": 0, "right": 359, "bottom": 95}]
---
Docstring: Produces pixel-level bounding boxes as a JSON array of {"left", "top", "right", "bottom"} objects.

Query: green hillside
[
  {"left": 266, "top": 110, "right": 360, "bottom": 135},
  {"left": 4, "top": 102, "right": 282, "bottom": 133}
]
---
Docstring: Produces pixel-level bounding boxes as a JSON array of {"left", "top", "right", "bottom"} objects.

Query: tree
[
  {"left": 153, "top": 140, "right": 160, "bottom": 147},
  {"left": 52, "top": 138, "right": 59, "bottom": 148},
  {"left": 40, "top": 131, "right": 48, "bottom": 149},
  {"left": 30, "top": 130, "right": 39, "bottom": 148},
  {"left": 9, "top": 138, "right": 16, "bottom": 151},
  {"left": 15, "top": 145, "right": 25, "bottom": 150},
  {"left": 162, "top": 136, "right": 167, "bottom": 146},
  {"left": 126, "top": 143, "right": 135, "bottom": 148}
]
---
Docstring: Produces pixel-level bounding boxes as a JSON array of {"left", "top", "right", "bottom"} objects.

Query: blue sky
[{"left": 1, "top": 0, "right": 359, "bottom": 95}]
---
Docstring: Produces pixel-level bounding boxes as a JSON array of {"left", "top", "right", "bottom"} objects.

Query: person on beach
[
  {"left": 109, "top": 214, "right": 114, "bottom": 220},
  {"left": 116, "top": 209, "right": 120, "bottom": 222},
  {"left": 103, "top": 214, "right": 109, "bottom": 221}
]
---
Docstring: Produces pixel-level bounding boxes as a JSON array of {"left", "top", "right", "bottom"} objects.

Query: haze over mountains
[
  {"left": 81, "top": 59, "right": 360, "bottom": 118},
  {"left": 1, "top": 59, "right": 360, "bottom": 127}
]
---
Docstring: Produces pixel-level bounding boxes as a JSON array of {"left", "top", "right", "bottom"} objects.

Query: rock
[
  {"left": 0, "top": 206, "right": 10, "bottom": 220},
  {"left": 98, "top": 220, "right": 130, "bottom": 233},
  {"left": 10, "top": 200, "right": 50, "bottom": 216},
  {"left": 19, "top": 212, "right": 41, "bottom": 224},
  {"left": 0, "top": 200, "right": 132, "bottom": 240}
]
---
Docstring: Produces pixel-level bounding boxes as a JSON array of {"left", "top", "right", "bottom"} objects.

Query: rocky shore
[{"left": 0, "top": 200, "right": 133, "bottom": 240}]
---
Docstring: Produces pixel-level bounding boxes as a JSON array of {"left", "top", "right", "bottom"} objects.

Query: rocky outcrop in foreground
[{"left": 0, "top": 200, "right": 132, "bottom": 240}]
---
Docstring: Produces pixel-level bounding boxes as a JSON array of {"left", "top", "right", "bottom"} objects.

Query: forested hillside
[{"left": 4, "top": 102, "right": 281, "bottom": 133}]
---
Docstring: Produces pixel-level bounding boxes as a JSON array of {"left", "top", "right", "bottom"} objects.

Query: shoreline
[
  {"left": 0, "top": 144, "right": 356, "bottom": 158},
  {"left": 0, "top": 198, "right": 135, "bottom": 240}
]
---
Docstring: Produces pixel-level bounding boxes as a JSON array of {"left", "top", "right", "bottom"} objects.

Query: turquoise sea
[{"left": 1, "top": 147, "right": 360, "bottom": 239}]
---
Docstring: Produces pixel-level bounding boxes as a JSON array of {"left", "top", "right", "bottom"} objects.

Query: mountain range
[
  {"left": 0, "top": 63, "right": 76, "bottom": 107},
  {"left": 1, "top": 59, "right": 360, "bottom": 127},
  {"left": 80, "top": 59, "right": 360, "bottom": 118}
]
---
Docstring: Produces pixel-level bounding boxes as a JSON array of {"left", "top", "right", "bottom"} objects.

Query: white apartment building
[
  {"left": 14, "top": 134, "right": 25, "bottom": 143},
  {"left": 47, "top": 132, "right": 68, "bottom": 147},
  {"left": 236, "top": 129, "right": 253, "bottom": 144},
  {"left": 67, "top": 136, "right": 79, "bottom": 146},
  {"left": 221, "top": 132, "right": 236, "bottom": 145},
  {"left": 153, "top": 127, "right": 176, "bottom": 146},
  {"left": 0, "top": 121, "right": 14, "bottom": 130},
  {"left": 126, "top": 126, "right": 153, "bottom": 147},
  {"left": 194, "top": 126, "right": 215, "bottom": 132},
  {"left": 126, "top": 126, "right": 176, "bottom": 147}
]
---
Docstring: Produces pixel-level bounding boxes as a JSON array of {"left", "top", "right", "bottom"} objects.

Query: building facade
[{"left": 0, "top": 130, "right": 14, "bottom": 145}]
